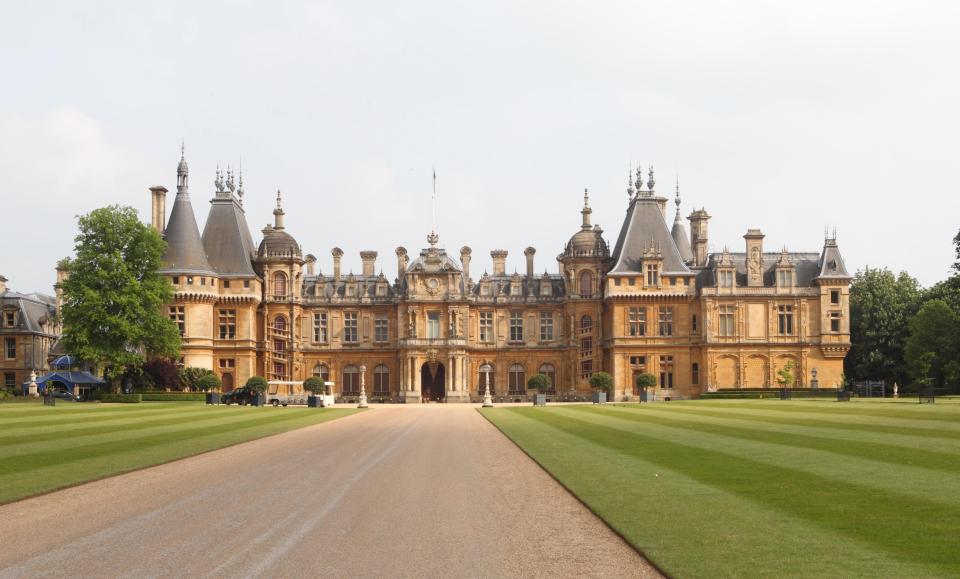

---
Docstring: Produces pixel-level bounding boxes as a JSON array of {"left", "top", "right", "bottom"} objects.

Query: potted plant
[
  {"left": 198, "top": 373, "right": 222, "bottom": 405},
  {"left": 304, "top": 376, "right": 324, "bottom": 408},
  {"left": 776, "top": 361, "right": 795, "bottom": 400},
  {"left": 635, "top": 372, "right": 657, "bottom": 403},
  {"left": 527, "top": 373, "right": 551, "bottom": 407},
  {"left": 245, "top": 376, "right": 268, "bottom": 406},
  {"left": 589, "top": 372, "right": 612, "bottom": 404}
]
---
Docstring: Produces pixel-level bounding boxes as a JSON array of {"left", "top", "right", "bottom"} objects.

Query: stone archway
[{"left": 420, "top": 362, "right": 445, "bottom": 402}]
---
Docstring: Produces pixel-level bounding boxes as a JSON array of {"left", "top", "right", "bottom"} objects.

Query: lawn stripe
[
  {"left": 0, "top": 405, "right": 206, "bottom": 430},
  {"left": 517, "top": 408, "right": 960, "bottom": 573},
  {"left": 0, "top": 407, "right": 217, "bottom": 438},
  {"left": 689, "top": 400, "right": 960, "bottom": 422}
]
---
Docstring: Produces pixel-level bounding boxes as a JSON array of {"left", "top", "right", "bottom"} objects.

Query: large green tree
[
  {"left": 845, "top": 267, "right": 921, "bottom": 386},
  {"left": 904, "top": 300, "right": 960, "bottom": 387},
  {"left": 59, "top": 205, "right": 180, "bottom": 381}
]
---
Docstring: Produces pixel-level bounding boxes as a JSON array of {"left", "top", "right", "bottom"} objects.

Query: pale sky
[{"left": 1, "top": 1, "right": 957, "bottom": 293}]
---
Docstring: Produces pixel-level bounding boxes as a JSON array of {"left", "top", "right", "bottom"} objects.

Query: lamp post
[
  {"left": 481, "top": 363, "right": 493, "bottom": 407},
  {"left": 358, "top": 364, "right": 369, "bottom": 408}
]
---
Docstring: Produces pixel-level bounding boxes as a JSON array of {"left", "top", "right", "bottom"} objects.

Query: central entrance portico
[{"left": 420, "top": 362, "right": 445, "bottom": 402}]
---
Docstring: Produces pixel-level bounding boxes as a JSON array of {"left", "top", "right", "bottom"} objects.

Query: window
[
  {"left": 629, "top": 277, "right": 636, "bottom": 286},
  {"left": 273, "top": 339, "right": 286, "bottom": 354},
  {"left": 5, "top": 338, "right": 15, "bottom": 359},
  {"left": 659, "top": 355, "right": 674, "bottom": 389},
  {"left": 508, "top": 363, "right": 526, "bottom": 394},
  {"left": 628, "top": 307, "right": 646, "bottom": 337},
  {"left": 646, "top": 264, "right": 659, "bottom": 286},
  {"left": 272, "top": 362, "right": 286, "bottom": 379},
  {"left": 218, "top": 309, "right": 236, "bottom": 339},
  {"left": 479, "top": 365, "right": 496, "bottom": 395},
  {"left": 343, "top": 313, "right": 358, "bottom": 343},
  {"left": 579, "top": 271, "right": 593, "bottom": 297},
  {"left": 427, "top": 312, "right": 440, "bottom": 339},
  {"left": 830, "top": 312, "right": 841, "bottom": 333},
  {"left": 479, "top": 312, "right": 493, "bottom": 343},
  {"left": 538, "top": 363, "right": 556, "bottom": 394},
  {"left": 223, "top": 280, "right": 230, "bottom": 289},
  {"left": 273, "top": 272, "right": 287, "bottom": 299},
  {"left": 313, "top": 313, "right": 328, "bottom": 343},
  {"left": 342, "top": 365, "right": 360, "bottom": 395},
  {"left": 580, "top": 315, "right": 593, "bottom": 335},
  {"left": 273, "top": 315, "right": 287, "bottom": 333},
  {"left": 375, "top": 316, "right": 389, "bottom": 342},
  {"left": 509, "top": 312, "right": 523, "bottom": 342},
  {"left": 692, "top": 363, "right": 700, "bottom": 385},
  {"left": 243, "top": 280, "right": 250, "bottom": 289},
  {"left": 4, "top": 373, "right": 14, "bottom": 389},
  {"left": 168, "top": 306, "right": 185, "bottom": 336},
  {"left": 719, "top": 305, "right": 735, "bottom": 337},
  {"left": 614, "top": 278, "right": 621, "bottom": 286},
  {"left": 658, "top": 306, "right": 674, "bottom": 336},
  {"left": 718, "top": 270, "right": 734, "bottom": 288},
  {"left": 830, "top": 290, "right": 840, "bottom": 304},
  {"left": 580, "top": 359, "right": 593, "bottom": 378},
  {"left": 777, "top": 305, "right": 794, "bottom": 335},
  {"left": 580, "top": 336, "right": 592, "bottom": 357},
  {"left": 200, "top": 277, "right": 206, "bottom": 286},
  {"left": 629, "top": 356, "right": 646, "bottom": 366},
  {"left": 539, "top": 312, "right": 553, "bottom": 341},
  {"left": 218, "top": 358, "right": 235, "bottom": 368},
  {"left": 692, "top": 314, "right": 698, "bottom": 332},
  {"left": 510, "top": 281, "right": 521, "bottom": 296},
  {"left": 313, "top": 363, "right": 330, "bottom": 383},
  {"left": 172, "top": 276, "right": 179, "bottom": 285},
  {"left": 373, "top": 364, "right": 390, "bottom": 395},
  {"left": 187, "top": 276, "right": 194, "bottom": 285},
  {"left": 777, "top": 270, "right": 792, "bottom": 287}
]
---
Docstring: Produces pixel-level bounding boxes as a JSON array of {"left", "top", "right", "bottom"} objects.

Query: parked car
[
  {"left": 50, "top": 389, "right": 81, "bottom": 402},
  {"left": 221, "top": 388, "right": 258, "bottom": 406}
]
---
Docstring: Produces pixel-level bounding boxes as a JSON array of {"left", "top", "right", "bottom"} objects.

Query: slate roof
[
  {"left": 0, "top": 290, "right": 56, "bottom": 335},
  {"left": 161, "top": 191, "right": 215, "bottom": 275},
  {"left": 202, "top": 193, "right": 258, "bottom": 277},
  {"left": 701, "top": 252, "right": 823, "bottom": 287},
  {"left": 671, "top": 214, "right": 694, "bottom": 264},
  {"left": 815, "top": 238, "right": 852, "bottom": 280},
  {"left": 609, "top": 196, "right": 693, "bottom": 275}
]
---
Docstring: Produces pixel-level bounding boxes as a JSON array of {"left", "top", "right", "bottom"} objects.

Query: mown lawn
[
  {"left": 0, "top": 402, "right": 360, "bottom": 504},
  {"left": 482, "top": 400, "right": 960, "bottom": 578}
]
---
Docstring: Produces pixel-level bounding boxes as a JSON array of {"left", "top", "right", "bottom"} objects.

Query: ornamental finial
[
  {"left": 635, "top": 163, "right": 644, "bottom": 192},
  {"left": 674, "top": 172, "right": 681, "bottom": 209},
  {"left": 647, "top": 165, "right": 656, "bottom": 192},
  {"left": 627, "top": 162, "right": 635, "bottom": 198}
]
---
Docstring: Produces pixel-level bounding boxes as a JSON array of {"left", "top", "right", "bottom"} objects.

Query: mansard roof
[
  {"left": 161, "top": 191, "right": 215, "bottom": 276},
  {"left": 702, "top": 252, "right": 822, "bottom": 287},
  {"left": 0, "top": 290, "right": 56, "bottom": 335},
  {"left": 202, "top": 192, "right": 258, "bottom": 277},
  {"left": 609, "top": 196, "right": 693, "bottom": 275}
]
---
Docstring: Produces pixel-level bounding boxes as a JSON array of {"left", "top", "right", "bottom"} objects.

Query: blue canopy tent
[{"left": 35, "top": 370, "right": 107, "bottom": 397}]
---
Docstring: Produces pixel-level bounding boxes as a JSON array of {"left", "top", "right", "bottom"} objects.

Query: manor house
[{"left": 151, "top": 150, "right": 851, "bottom": 401}]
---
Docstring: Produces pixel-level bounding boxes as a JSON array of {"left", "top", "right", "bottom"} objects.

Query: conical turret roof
[{"left": 161, "top": 190, "right": 215, "bottom": 275}]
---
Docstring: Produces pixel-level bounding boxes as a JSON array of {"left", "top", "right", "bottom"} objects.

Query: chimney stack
[
  {"left": 460, "top": 246, "right": 472, "bottom": 284},
  {"left": 744, "top": 229, "right": 765, "bottom": 287},
  {"left": 688, "top": 208, "right": 711, "bottom": 267},
  {"left": 360, "top": 251, "right": 378, "bottom": 277},
  {"left": 305, "top": 254, "right": 317, "bottom": 277},
  {"left": 149, "top": 186, "right": 168, "bottom": 233},
  {"left": 332, "top": 247, "right": 343, "bottom": 282},
  {"left": 524, "top": 247, "right": 536, "bottom": 280},
  {"left": 0, "top": 274, "right": 7, "bottom": 295},
  {"left": 491, "top": 250, "right": 508, "bottom": 276},
  {"left": 396, "top": 247, "right": 408, "bottom": 280}
]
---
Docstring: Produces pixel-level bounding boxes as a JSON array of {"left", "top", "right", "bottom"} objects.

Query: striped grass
[
  {"left": 0, "top": 402, "right": 360, "bottom": 504},
  {"left": 481, "top": 400, "right": 960, "bottom": 578}
]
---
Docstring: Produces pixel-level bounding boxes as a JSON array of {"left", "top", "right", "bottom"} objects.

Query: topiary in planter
[
  {"left": 245, "top": 376, "right": 268, "bottom": 393},
  {"left": 196, "top": 373, "right": 222, "bottom": 392},
  {"left": 635, "top": 372, "right": 657, "bottom": 402},
  {"left": 527, "top": 373, "right": 551, "bottom": 406},
  {"left": 303, "top": 376, "right": 324, "bottom": 394},
  {"left": 589, "top": 371, "right": 612, "bottom": 404}
]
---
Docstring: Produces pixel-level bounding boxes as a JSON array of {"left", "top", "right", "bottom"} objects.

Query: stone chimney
[
  {"left": 491, "top": 250, "right": 508, "bottom": 276},
  {"left": 149, "top": 186, "right": 167, "bottom": 233},
  {"left": 460, "top": 246, "right": 472, "bottom": 283},
  {"left": 360, "top": 251, "right": 377, "bottom": 277},
  {"left": 688, "top": 208, "right": 711, "bottom": 267},
  {"left": 744, "top": 229, "right": 765, "bottom": 287},
  {"left": 332, "top": 247, "right": 343, "bottom": 282},
  {"left": 396, "top": 247, "right": 408, "bottom": 279},
  {"left": 524, "top": 247, "right": 536, "bottom": 280},
  {"left": 0, "top": 274, "right": 7, "bottom": 295},
  {"left": 305, "top": 254, "right": 316, "bottom": 277}
]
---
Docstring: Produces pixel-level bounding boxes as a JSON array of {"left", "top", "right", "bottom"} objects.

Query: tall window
[
  {"left": 579, "top": 270, "right": 593, "bottom": 297},
  {"left": 375, "top": 316, "right": 389, "bottom": 342},
  {"left": 580, "top": 315, "right": 593, "bottom": 335},
  {"left": 830, "top": 312, "right": 841, "bottom": 333},
  {"left": 692, "top": 314, "right": 698, "bottom": 333},
  {"left": 580, "top": 359, "right": 593, "bottom": 378},
  {"left": 479, "top": 312, "right": 493, "bottom": 343},
  {"left": 218, "top": 309, "right": 236, "bottom": 339},
  {"left": 4, "top": 373, "right": 14, "bottom": 389},
  {"left": 692, "top": 362, "right": 700, "bottom": 385},
  {"left": 373, "top": 364, "right": 390, "bottom": 395},
  {"left": 342, "top": 365, "right": 360, "bottom": 394},
  {"left": 831, "top": 290, "right": 841, "bottom": 304},
  {"left": 777, "top": 270, "right": 792, "bottom": 287},
  {"left": 4, "top": 338, "right": 15, "bottom": 359},
  {"left": 427, "top": 312, "right": 440, "bottom": 339},
  {"left": 718, "top": 270, "right": 734, "bottom": 288},
  {"left": 313, "top": 363, "right": 330, "bottom": 383},
  {"left": 659, "top": 355, "right": 674, "bottom": 389},
  {"left": 646, "top": 264, "right": 660, "bottom": 286},
  {"left": 628, "top": 307, "right": 646, "bottom": 337},
  {"left": 539, "top": 363, "right": 556, "bottom": 394},
  {"left": 719, "top": 305, "right": 735, "bottom": 336},
  {"left": 313, "top": 313, "right": 328, "bottom": 343},
  {"left": 273, "top": 315, "right": 287, "bottom": 332},
  {"left": 509, "top": 312, "right": 524, "bottom": 342},
  {"left": 539, "top": 312, "right": 553, "bottom": 341},
  {"left": 168, "top": 306, "right": 185, "bottom": 336},
  {"left": 343, "top": 313, "right": 358, "bottom": 343},
  {"left": 508, "top": 363, "right": 526, "bottom": 394},
  {"left": 778, "top": 305, "right": 794, "bottom": 335},
  {"left": 273, "top": 362, "right": 286, "bottom": 379},
  {"left": 658, "top": 306, "right": 674, "bottom": 336},
  {"left": 273, "top": 271, "right": 287, "bottom": 299},
  {"left": 580, "top": 336, "right": 593, "bottom": 357},
  {"left": 3, "top": 310, "right": 15, "bottom": 327}
]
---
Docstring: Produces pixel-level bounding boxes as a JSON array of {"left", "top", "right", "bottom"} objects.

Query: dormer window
[
  {"left": 645, "top": 264, "right": 659, "bottom": 286},
  {"left": 718, "top": 270, "right": 734, "bottom": 288},
  {"left": 510, "top": 281, "right": 521, "bottom": 296},
  {"left": 777, "top": 270, "right": 792, "bottom": 287},
  {"left": 3, "top": 310, "right": 15, "bottom": 327}
]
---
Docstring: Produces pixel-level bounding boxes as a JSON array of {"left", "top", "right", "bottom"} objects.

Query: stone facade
[
  {"left": 0, "top": 275, "right": 59, "bottom": 392},
  {"left": 154, "top": 154, "right": 851, "bottom": 400}
]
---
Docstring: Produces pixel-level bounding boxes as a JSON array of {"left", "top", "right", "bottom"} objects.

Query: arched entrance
[
  {"left": 222, "top": 373, "right": 234, "bottom": 392},
  {"left": 420, "top": 362, "right": 445, "bottom": 402}
]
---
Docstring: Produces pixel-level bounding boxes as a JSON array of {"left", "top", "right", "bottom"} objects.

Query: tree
[
  {"left": 527, "top": 373, "right": 552, "bottom": 393},
  {"left": 196, "top": 373, "right": 222, "bottom": 392},
  {"left": 588, "top": 372, "right": 613, "bottom": 392},
  {"left": 59, "top": 206, "right": 179, "bottom": 382},
  {"left": 905, "top": 300, "right": 960, "bottom": 388},
  {"left": 179, "top": 367, "right": 215, "bottom": 391},
  {"left": 776, "top": 361, "right": 795, "bottom": 388},
  {"left": 245, "top": 376, "right": 268, "bottom": 393},
  {"left": 143, "top": 358, "right": 180, "bottom": 390},
  {"left": 635, "top": 373, "right": 657, "bottom": 392},
  {"left": 845, "top": 267, "right": 921, "bottom": 386},
  {"left": 303, "top": 376, "right": 325, "bottom": 394}
]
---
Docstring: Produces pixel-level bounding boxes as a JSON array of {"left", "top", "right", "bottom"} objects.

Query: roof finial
[
  {"left": 226, "top": 166, "right": 236, "bottom": 193},
  {"left": 214, "top": 165, "right": 225, "bottom": 193},
  {"left": 180, "top": 139, "right": 185, "bottom": 159},
  {"left": 627, "top": 162, "right": 635, "bottom": 198},
  {"left": 237, "top": 158, "right": 244, "bottom": 205},
  {"left": 276, "top": 189, "right": 282, "bottom": 209},
  {"left": 581, "top": 188, "right": 593, "bottom": 229},
  {"left": 647, "top": 165, "right": 656, "bottom": 192},
  {"left": 273, "top": 189, "right": 285, "bottom": 229},
  {"left": 176, "top": 141, "right": 189, "bottom": 192},
  {"left": 583, "top": 187, "right": 590, "bottom": 208},
  {"left": 635, "top": 163, "right": 644, "bottom": 193}
]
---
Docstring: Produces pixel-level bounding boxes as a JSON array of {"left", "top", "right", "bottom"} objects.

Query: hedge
[
  {"left": 140, "top": 392, "right": 206, "bottom": 402},
  {"left": 99, "top": 393, "right": 142, "bottom": 403}
]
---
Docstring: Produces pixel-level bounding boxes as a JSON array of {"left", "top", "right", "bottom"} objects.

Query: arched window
[
  {"left": 373, "top": 364, "right": 390, "bottom": 395},
  {"left": 579, "top": 270, "right": 593, "bottom": 297},
  {"left": 580, "top": 315, "right": 593, "bottom": 334},
  {"left": 342, "top": 365, "right": 360, "bottom": 395},
  {"left": 538, "top": 363, "right": 557, "bottom": 394},
  {"left": 273, "top": 271, "right": 287, "bottom": 298},
  {"left": 478, "top": 364, "right": 496, "bottom": 396},
  {"left": 274, "top": 315, "right": 287, "bottom": 332},
  {"left": 508, "top": 363, "right": 526, "bottom": 395},
  {"left": 313, "top": 363, "right": 330, "bottom": 383}
]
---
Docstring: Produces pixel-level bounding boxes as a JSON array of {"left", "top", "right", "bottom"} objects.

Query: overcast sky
[{"left": 1, "top": 1, "right": 957, "bottom": 293}]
